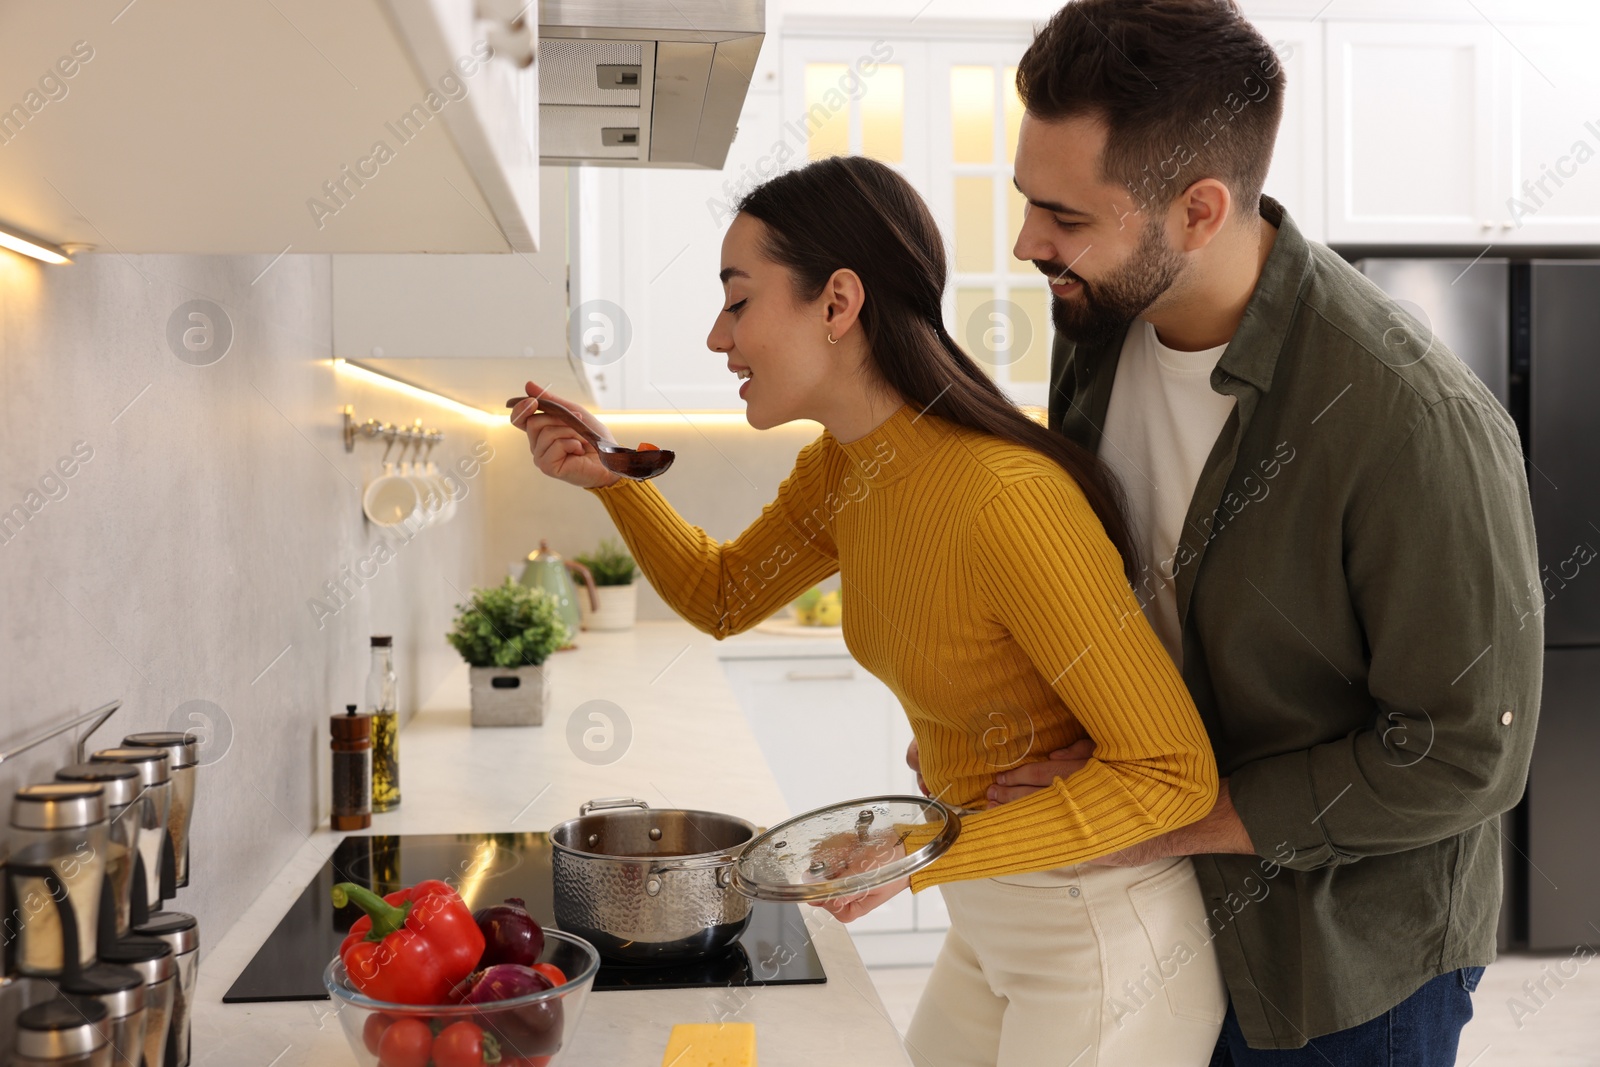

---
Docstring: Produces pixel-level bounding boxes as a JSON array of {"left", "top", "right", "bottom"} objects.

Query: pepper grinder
[{"left": 330, "top": 705, "right": 372, "bottom": 831}]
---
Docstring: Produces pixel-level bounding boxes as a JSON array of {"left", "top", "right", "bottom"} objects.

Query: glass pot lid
[{"left": 730, "top": 795, "right": 961, "bottom": 903}]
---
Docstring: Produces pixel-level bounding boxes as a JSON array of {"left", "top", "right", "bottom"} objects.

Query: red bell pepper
[{"left": 333, "top": 879, "right": 486, "bottom": 1004}]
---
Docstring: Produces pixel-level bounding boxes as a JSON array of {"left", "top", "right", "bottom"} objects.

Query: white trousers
[{"left": 904, "top": 857, "right": 1226, "bottom": 1067}]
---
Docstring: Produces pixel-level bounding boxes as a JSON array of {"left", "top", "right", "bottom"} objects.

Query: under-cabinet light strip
[{"left": 0, "top": 221, "right": 72, "bottom": 265}]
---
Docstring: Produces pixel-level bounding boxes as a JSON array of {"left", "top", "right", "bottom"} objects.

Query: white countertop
[{"left": 192, "top": 622, "right": 909, "bottom": 1067}]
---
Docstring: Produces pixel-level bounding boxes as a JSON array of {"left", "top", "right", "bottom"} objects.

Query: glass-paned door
[
  {"left": 930, "top": 42, "right": 1051, "bottom": 409},
  {"left": 782, "top": 37, "right": 930, "bottom": 192},
  {"left": 783, "top": 36, "right": 1047, "bottom": 409}
]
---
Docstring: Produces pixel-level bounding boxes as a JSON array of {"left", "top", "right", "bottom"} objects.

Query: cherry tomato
[
  {"left": 376, "top": 1016, "right": 432, "bottom": 1067},
  {"left": 432, "top": 1021, "right": 486, "bottom": 1067},
  {"left": 530, "top": 963, "right": 567, "bottom": 987},
  {"left": 636, "top": 442, "right": 660, "bottom": 451},
  {"left": 362, "top": 1013, "right": 393, "bottom": 1056}
]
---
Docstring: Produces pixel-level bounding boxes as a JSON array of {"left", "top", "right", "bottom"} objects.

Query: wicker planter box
[{"left": 579, "top": 583, "right": 638, "bottom": 632}]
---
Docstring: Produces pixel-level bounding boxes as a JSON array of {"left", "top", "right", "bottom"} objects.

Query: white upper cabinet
[
  {"left": 331, "top": 167, "right": 593, "bottom": 409},
  {"left": 0, "top": 0, "right": 539, "bottom": 253},
  {"left": 573, "top": 5, "right": 1600, "bottom": 409},
  {"left": 1250, "top": 19, "right": 1326, "bottom": 243},
  {"left": 1325, "top": 21, "right": 1501, "bottom": 245},
  {"left": 1497, "top": 22, "right": 1600, "bottom": 244},
  {"left": 1325, "top": 14, "right": 1600, "bottom": 245},
  {"left": 571, "top": 75, "right": 796, "bottom": 409},
  {"left": 387, "top": 0, "right": 541, "bottom": 249}
]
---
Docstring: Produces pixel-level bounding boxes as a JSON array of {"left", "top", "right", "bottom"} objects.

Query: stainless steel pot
[{"left": 550, "top": 797, "right": 757, "bottom": 964}]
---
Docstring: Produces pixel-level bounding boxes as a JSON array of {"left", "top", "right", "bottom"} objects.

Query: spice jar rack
[{"left": 2, "top": 701, "right": 203, "bottom": 1066}]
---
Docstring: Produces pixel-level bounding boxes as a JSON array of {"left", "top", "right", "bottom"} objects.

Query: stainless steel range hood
[{"left": 538, "top": 0, "right": 764, "bottom": 169}]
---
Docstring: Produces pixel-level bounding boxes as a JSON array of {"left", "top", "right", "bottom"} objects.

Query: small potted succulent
[
  {"left": 447, "top": 578, "right": 568, "bottom": 727},
  {"left": 574, "top": 538, "right": 639, "bottom": 632}
]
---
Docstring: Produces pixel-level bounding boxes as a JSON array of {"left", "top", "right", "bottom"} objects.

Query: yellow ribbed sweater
[{"left": 588, "top": 403, "right": 1217, "bottom": 890}]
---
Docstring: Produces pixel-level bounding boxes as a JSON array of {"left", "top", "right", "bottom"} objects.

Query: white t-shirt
[{"left": 1099, "top": 319, "right": 1236, "bottom": 666}]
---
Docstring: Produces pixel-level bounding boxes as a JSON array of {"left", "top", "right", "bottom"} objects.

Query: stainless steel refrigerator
[{"left": 1358, "top": 258, "right": 1600, "bottom": 951}]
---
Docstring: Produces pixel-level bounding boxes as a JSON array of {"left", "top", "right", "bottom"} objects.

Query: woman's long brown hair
[{"left": 737, "top": 155, "right": 1139, "bottom": 580}]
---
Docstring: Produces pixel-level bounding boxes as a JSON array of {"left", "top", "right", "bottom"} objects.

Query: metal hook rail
[
  {"left": 342, "top": 406, "right": 444, "bottom": 454},
  {"left": 0, "top": 700, "right": 122, "bottom": 768}
]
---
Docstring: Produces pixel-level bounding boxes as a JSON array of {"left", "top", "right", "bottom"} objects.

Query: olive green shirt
[{"left": 1048, "top": 197, "right": 1542, "bottom": 1049}]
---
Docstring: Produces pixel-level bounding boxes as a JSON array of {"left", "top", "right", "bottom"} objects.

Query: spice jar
[
  {"left": 58, "top": 965, "right": 146, "bottom": 1067},
  {"left": 90, "top": 749, "right": 170, "bottom": 916},
  {"left": 368, "top": 635, "right": 401, "bottom": 812},
  {"left": 121, "top": 733, "right": 198, "bottom": 890},
  {"left": 131, "top": 912, "right": 196, "bottom": 1067},
  {"left": 14, "top": 997, "right": 112, "bottom": 1067},
  {"left": 331, "top": 705, "right": 373, "bottom": 831},
  {"left": 55, "top": 763, "right": 143, "bottom": 943},
  {"left": 98, "top": 937, "right": 174, "bottom": 1067},
  {"left": 7, "top": 783, "right": 108, "bottom": 977}
]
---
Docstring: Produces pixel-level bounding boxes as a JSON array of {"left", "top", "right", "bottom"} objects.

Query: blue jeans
[{"left": 1208, "top": 967, "right": 1485, "bottom": 1066}]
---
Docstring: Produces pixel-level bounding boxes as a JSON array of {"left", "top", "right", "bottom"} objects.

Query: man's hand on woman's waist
[{"left": 906, "top": 737, "right": 1256, "bottom": 864}]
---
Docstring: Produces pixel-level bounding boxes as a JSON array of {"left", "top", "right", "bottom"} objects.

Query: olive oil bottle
[{"left": 366, "top": 635, "right": 400, "bottom": 812}]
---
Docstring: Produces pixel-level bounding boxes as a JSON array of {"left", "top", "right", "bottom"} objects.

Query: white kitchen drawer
[
  {"left": 915, "top": 886, "right": 950, "bottom": 932},
  {"left": 850, "top": 890, "right": 917, "bottom": 935},
  {"left": 722, "top": 656, "right": 904, "bottom": 815},
  {"left": 722, "top": 653, "right": 921, "bottom": 936},
  {"left": 850, "top": 930, "right": 949, "bottom": 969}
]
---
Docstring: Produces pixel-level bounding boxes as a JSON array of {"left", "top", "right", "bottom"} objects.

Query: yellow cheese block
[{"left": 661, "top": 1022, "right": 758, "bottom": 1066}]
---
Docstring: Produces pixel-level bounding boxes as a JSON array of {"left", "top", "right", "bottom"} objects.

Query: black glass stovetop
[{"left": 223, "top": 833, "right": 826, "bottom": 1002}]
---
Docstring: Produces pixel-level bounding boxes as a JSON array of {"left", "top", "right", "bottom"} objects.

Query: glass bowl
[{"left": 323, "top": 929, "right": 600, "bottom": 1066}]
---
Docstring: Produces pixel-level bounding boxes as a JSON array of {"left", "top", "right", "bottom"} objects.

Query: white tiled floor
[
  {"left": 1458, "top": 952, "right": 1600, "bottom": 1066},
  {"left": 867, "top": 952, "right": 1600, "bottom": 1065}
]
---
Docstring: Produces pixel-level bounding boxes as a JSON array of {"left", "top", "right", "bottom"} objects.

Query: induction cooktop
[{"left": 223, "top": 833, "right": 826, "bottom": 1002}]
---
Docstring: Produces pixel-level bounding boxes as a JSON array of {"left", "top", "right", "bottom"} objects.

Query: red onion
[
  {"left": 473, "top": 898, "right": 545, "bottom": 968},
  {"left": 456, "top": 964, "right": 552, "bottom": 1004},
  {"left": 454, "top": 965, "right": 563, "bottom": 1058}
]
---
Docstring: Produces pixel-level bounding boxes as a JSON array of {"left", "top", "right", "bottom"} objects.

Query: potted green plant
[
  {"left": 574, "top": 538, "right": 639, "bottom": 631},
  {"left": 446, "top": 578, "right": 568, "bottom": 727}
]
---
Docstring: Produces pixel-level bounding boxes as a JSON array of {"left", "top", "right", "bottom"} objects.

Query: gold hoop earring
[{"left": 826, "top": 333, "right": 838, "bottom": 345}]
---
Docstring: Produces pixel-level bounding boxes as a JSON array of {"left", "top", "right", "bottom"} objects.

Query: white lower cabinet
[{"left": 720, "top": 652, "right": 948, "bottom": 962}]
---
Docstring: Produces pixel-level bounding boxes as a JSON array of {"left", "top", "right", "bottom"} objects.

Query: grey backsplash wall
[
  {"left": 485, "top": 418, "right": 836, "bottom": 620},
  {"left": 0, "top": 247, "right": 831, "bottom": 959},
  {"left": 0, "top": 251, "right": 508, "bottom": 952}
]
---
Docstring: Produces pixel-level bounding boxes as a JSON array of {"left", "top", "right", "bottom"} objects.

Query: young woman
[{"left": 512, "top": 156, "right": 1225, "bottom": 1067}]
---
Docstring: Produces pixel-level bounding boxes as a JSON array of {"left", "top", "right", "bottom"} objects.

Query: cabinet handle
[{"left": 785, "top": 669, "right": 854, "bottom": 682}]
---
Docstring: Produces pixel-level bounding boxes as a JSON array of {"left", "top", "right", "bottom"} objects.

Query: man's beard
[{"left": 1043, "top": 217, "right": 1184, "bottom": 347}]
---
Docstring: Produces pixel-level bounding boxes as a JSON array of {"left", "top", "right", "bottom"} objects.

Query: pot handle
[
  {"left": 649, "top": 853, "right": 736, "bottom": 874},
  {"left": 579, "top": 796, "right": 650, "bottom": 816},
  {"left": 650, "top": 853, "right": 740, "bottom": 889}
]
